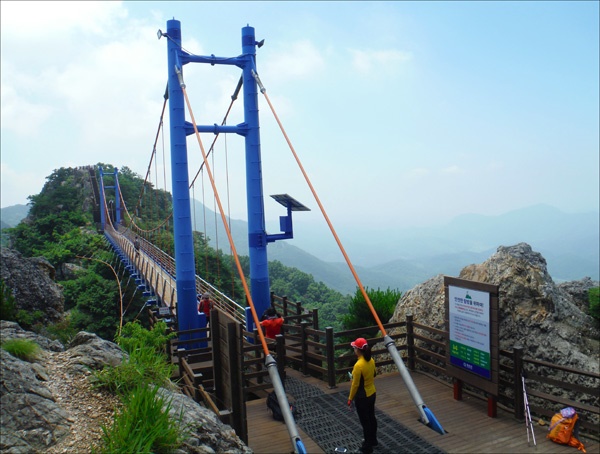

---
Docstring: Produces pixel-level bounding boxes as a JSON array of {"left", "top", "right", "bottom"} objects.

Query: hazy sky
[{"left": 1, "top": 1, "right": 599, "bottom": 235}]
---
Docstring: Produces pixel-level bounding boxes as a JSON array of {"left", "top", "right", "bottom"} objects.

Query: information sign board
[{"left": 448, "top": 285, "right": 491, "bottom": 379}]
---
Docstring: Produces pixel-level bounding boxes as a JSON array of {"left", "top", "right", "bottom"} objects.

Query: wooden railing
[
  {"left": 243, "top": 305, "right": 600, "bottom": 438},
  {"left": 155, "top": 295, "right": 599, "bottom": 439}
]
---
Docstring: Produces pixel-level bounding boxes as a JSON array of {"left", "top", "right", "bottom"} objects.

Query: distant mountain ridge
[
  {"left": 191, "top": 202, "right": 599, "bottom": 295},
  {"left": 0, "top": 204, "right": 30, "bottom": 229},
  {"left": 3, "top": 201, "right": 597, "bottom": 295}
]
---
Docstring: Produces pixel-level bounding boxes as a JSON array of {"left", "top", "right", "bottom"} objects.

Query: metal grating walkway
[{"left": 284, "top": 376, "right": 446, "bottom": 453}]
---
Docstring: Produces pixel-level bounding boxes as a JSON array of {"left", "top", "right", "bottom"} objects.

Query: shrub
[
  {"left": 98, "top": 384, "right": 181, "bottom": 454},
  {"left": 342, "top": 287, "right": 401, "bottom": 339},
  {"left": 1, "top": 338, "right": 41, "bottom": 362},
  {"left": 44, "top": 314, "right": 78, "bottom": 345},
  {"left": 92, "top": 321, "right": 175, "bottom": 397},
  {"left": 0, "top": 279, "right": 17, "bottom": 321},
  {"left": 15, "top": 309, "right": 45, "bottom": 331},
  {"left": 589, "top": 287, "right": 599, "bottom": 321},
  {"left": 92, "top": 346, "right": 175, "bottom": 397},
  {"left": 116, "top": 320, "right": 175, "bottom": 355}
]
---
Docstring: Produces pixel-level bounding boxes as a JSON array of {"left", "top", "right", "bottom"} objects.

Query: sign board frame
[{"left": 444, "top": 276, "right": 499, "bottom": 396}]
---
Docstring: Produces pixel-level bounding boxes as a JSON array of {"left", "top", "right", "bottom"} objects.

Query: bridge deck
[{"left": 247, "top": 368, "right": 598, "bottom": 453}]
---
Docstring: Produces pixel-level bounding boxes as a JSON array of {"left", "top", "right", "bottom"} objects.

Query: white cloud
[
  {"left": 0, "top": 1, "right": 127, "bottom": 38},
  {"left": 0, "top": 162, "right": 47, "bottom": 207},
  {"left": 350, "top": 48, "right": 412, "bottom": 75},
  {"left": 0, "top": 71, "right": 56, "bottom": 135},
  {"left": 262, "top": 40, "right": 325, "bottom": 81}
]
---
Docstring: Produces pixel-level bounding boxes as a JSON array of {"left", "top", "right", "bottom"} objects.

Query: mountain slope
[{"left": 0, "top": 204, "right": 30, "bottom": 228}]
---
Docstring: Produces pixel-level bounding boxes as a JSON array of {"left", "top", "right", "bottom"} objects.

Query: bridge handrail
[{"left": 107, "top": 225, "right": 246, "bottom": 325}]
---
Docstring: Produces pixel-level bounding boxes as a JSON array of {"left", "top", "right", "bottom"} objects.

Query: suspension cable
[
  {"left": 253, "top": 70, "right": 387, "bottom": 337},
  {"left": 181, "top": 84, "right": 271, "bottom": 356},
  {"left": 134, "top": 87, "right": 169, "bottom": 215}
]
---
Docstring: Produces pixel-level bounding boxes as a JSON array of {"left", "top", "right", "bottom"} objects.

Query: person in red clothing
[
  {"left": 260, "top": 307, "right": 284, "bottom": 339},
  {"left": 198, "top": 292, "right": 213, "bottom": 320}
]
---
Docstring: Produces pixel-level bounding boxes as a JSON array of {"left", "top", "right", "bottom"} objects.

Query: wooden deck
[{"left": 247, "top": 368, "right": 599, "bottom": 453}]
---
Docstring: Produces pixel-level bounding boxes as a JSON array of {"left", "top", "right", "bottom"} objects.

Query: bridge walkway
[{"left": 247, "top": 368, "right": 599, "bottom": 454}]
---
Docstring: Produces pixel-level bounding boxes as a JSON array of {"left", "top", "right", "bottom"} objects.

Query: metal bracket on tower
[{"left": 266, "top": 194, "right": 310, "bottom": 243}]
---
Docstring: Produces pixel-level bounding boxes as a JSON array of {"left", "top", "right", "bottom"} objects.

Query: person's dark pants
[{"left": 355, "top": 392, "right": 377, "bottom": 447}]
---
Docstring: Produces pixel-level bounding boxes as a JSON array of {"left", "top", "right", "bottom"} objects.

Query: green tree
[
  {"left": 62, "top": 269, "right": 120, "bottom": 339},
  {"left": 589, "top": 287, "right": 600, "bottom": 321},
  {"left": 0, "top": 279, "right": 17, "bottom": 321},
  {"left": 341, "top": 287, "right": 401, "bottom": 339},
  {"left": 267, "top": 259, "right": 349, "bottom": 330}
]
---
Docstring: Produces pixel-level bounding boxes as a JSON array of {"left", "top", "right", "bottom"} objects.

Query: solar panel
[{"left": 270, "top": 194, "right": 310, "bottom": 211}]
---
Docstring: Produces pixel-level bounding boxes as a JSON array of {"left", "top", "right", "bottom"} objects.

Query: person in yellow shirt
[{"left": 347, "top": 337, "right": 378, "bottom": 453}]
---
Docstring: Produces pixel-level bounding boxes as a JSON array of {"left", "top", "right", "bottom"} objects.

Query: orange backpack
[{"left": 547, "top": 407, "right": 586, "bottom": 452}]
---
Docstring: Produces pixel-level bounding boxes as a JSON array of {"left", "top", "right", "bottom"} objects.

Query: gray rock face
[
  {"left": 0, "top": 248, "right": 64, "bottom": 324},
  {"left": 65, "top": 331, "right": 126, "bottom": 373},
  {"left": 389, "top": 242, "right": 599, "bottom": 374},
  {"left": 158, "top": 388, "right": 253, "bottom": 454},
  {"left": 0, "top": 323, "right": 252, "bottom": 453},
  {"left": 0, "top": 321, "right": 64, "bottom": 352},
  {"left": 0, "top": 349, "right": 71, "bottom": 453}
]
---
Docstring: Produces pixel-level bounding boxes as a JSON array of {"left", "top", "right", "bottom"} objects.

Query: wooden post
[
  {"left": 253, "top": 328, "right": 263, "bottom": 384},
  {"left": 312, "top": 308, "right": 320, "bottom": 348},
  {"left": 212, "top": 311, "right": 224, "bottom": 408},
  {"left": 177, "top": 348, "right": 186, "bottom": 385},
  {"left": 300, "top": 321, "right": 309, "bottom": 376},
  {"left": 228, "top": 321, "right": 247, "bottom": 444},
  {"left": 406, "top": 314, "right": 415, "bottom": 371},
  {"left": 513, "top": 345, "right": 525, "bottom": 421},
  {"left": 487, "top": 394, "right": 497, "bottom": 418},
  {"left": 275, "top": 334, "right": 286, "bottom": 381},
  {"left": 325, "top": 327, "right": 337, "bottom": 389},
  {"left": 282, "top": 296, "right": 288, "bottom": 318},
  {"left": 453, "top": 378, "right": 463, "bottom": 401}
]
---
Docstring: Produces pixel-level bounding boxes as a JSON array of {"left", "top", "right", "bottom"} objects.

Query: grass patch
[
  {"left": 98, "top": 384, "right": 181, "bottom": 453},
  {"left": 92, "top": 344, "right": 175, "bottom": 397},
  {"left": 92, "top": 321, "right": 176, "bottom": 397},
  {"left": 93, "top": 321, "right": 183, "bottom": 452},
  {"left": 1, "top": 338, "right": 41, "bottom": 362}
]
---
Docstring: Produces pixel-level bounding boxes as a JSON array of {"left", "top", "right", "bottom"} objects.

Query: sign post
[{"left": 444, "top": 276, "right": 499, "bottom": 417}]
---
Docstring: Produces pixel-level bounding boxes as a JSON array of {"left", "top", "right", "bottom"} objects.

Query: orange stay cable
[
  {"left": 181, "top": 85, "right": 270, "bottom": 356},
  {"left": 258, "top": 84, "right": 387, "bottom": 337}
]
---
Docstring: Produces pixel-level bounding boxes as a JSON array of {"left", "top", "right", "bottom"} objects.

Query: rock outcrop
[
  {"left": 0, "top": 321, "right": 252, "bottom": 453},
  {"left": 389, "top": 243, "right": 599, "bottom": 374},
  {"left": 0, "top": 248, "right": 64, "bottom": 324}
]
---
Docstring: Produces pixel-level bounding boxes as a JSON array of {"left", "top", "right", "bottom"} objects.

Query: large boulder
[
  {"left": 389, "top": 243, "right": 599, "bottom": 372},
  {"left": 158, "top": 388, "right": 252, "bottom": 454},
  {"left": 0, "top": 248, "right": 64, "bottom": 324},
  {"left": 65, "top": 331, "right": 126, "bottom": 374}
]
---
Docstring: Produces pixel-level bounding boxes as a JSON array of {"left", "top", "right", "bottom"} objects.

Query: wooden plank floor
[{"left": 247, "top": 368, "right": 599, "bottom": 453}]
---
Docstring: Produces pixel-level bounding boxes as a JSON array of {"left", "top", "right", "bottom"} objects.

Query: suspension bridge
[{"left": 89, "top": 18, "right": 598, "bottom": 454}]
